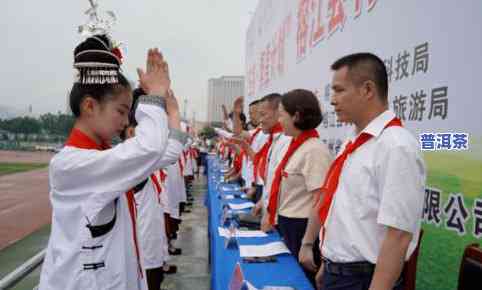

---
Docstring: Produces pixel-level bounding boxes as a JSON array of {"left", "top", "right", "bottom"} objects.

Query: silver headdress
[
  {"left": 78, "top": 0, "right": 117, "bottom": 39},
  {"left": 74, "top": 0, "right": 122, "bottom": 85}
]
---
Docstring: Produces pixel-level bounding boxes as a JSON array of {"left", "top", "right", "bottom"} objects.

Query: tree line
[{"left": 0, "top": 113, "right": 75, "bottom": 137}]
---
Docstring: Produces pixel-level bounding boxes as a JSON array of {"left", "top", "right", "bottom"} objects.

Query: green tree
[
  {"left": 0, "top": 117, "right": 41, "bottom": 134},
  {"left": 39, "top": 112, "right": 74, "bottom": 136},
  {"left": 199, "top": 126, "right": 217, "bottom": 139}
]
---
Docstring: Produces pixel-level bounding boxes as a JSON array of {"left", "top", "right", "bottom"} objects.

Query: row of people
[{"left": 216, "top": 52, "right": 426, "bottom": 290}]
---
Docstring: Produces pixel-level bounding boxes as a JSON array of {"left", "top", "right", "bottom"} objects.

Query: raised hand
[
  {"left": 137, "top": 48, "right": 171, "bottom": 97},
  {"left": 221, "top": 104, "right": 229, "bottom": 120},
  {"left": 165, "top": 89, "right": 181, "bottom": 130},
  {"left": 233, "top": 96, "right": 244, "bottom": 114}
]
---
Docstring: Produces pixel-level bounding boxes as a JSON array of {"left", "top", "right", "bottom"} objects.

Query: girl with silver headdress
[{"left": 38, "top": 31, "right": 188, "bottom": 290}]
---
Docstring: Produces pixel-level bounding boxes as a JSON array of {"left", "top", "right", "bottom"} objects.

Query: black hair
[
  {"left": 281, "top": 89, "right": 322, "bottom": 130},
  {"left": 260, "top": 93, "right": 282, "bottom": 110},
  {"left": 119, "top": 87, "right": 144, "bottom": 140},
  {"left": 227, "top": 111, "right": 248, "bottom": 130},
  {"left": 69, "top": 34, "right": 131, "bottom": 118},
  {"left": 331, "top": 52, "right": 388, "bottom": 103},
  {"left": 129, "top": 88, "right": 145, "bottom": 127}
]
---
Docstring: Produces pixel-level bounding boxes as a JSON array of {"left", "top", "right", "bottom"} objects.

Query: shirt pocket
[{"left": 282, "top": 167, "right": 304, "bottom": 187}]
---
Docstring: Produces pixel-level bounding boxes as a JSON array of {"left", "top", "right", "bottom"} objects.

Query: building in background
[{"left": 207, "top": 76, "right": 244, "bottom": 124}]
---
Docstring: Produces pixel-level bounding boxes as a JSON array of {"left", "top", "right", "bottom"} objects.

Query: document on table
[
  {"left": 239, "top": 241, "right": 290, "bottom": 257},
  {"left": 218, "top": 227, "right": 268, "bottom": 238},
  {"left": 228, "top": 202, "right": 255, "bottom": 210},
  {"left": 223, "top": 194, "right": 248, "bottom": 200}
]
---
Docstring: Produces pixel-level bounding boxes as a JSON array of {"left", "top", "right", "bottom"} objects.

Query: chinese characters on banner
[
  {"left": 296, "top": 0, "right": 378, "bottom": 62},
  {"left": 257, "top": 14, "right": 292, "bottom": 93},
  {"left": 386, "top": 42, "right": 450, "bottom": 123},
  {"left": 423, "top": 189, "right": 482, "bottom": 239}
]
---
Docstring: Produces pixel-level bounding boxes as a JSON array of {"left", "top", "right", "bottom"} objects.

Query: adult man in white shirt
[
  {"left": 307, "top": 53, "right": 426, "bottom": 290},
  {"left": 231, "top": 97, "right": 268, "bottom": 194},
  {"left": 247, "top": 94, "right": 292, "bottom": 232}
]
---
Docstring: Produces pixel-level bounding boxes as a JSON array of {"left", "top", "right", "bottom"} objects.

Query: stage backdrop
[{"left": 245, "top": 1, "right": 482, "bottom": 289}]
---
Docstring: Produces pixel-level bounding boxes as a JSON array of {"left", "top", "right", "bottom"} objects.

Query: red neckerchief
[
  {"left": 178, "top": 158, "right": 184, "bottom": 176},
  {"left": 267, "top": 129, "right": 319, "bottom": 225},
  {"left": 159, "top": 169, "right": 167, "bottom": 183},
  {"left": 125, "top": 190, "right": 143, "bottom": 277},
  {"left": 253, "top": 123, "right": 283, "bottom": 182},
  {"left": 65, "top": 128, "right": 143, "bottom": 278},
  {"left": 65, "top": 128, "right": 110, "bottom": 150},
  {"left": 151, "top": 174, "right": 162, "bottom": 203},
  {"left": 233, "top": 151, "right": 243, "bottom": 173},
  {"left": 249, "top": 127, "right": 262, "bottom": 145},
  {"left": 319, "top": 118, "right": 402, "bottom": 240},
  {"left": 189, "top": 147, "right": 198, "bottom": 159},
  {"left": 239, "top": 127, "right": 263, "bottom": 170}
]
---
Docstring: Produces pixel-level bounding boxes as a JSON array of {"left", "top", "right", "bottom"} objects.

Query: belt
[{"left": 323, "top": 258, "right": 375, "bottom": 276}]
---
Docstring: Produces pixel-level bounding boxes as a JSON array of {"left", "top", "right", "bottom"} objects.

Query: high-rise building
[{"left": 207, "top": 76, "right": 244, "bottom": 123}]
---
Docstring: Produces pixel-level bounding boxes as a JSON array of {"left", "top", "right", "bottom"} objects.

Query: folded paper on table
[
  {"left": 218, "top": 227, "right": 268, "bottom": 238},
  {"left": 239, "top": 241, "right": 290, "bottom": 258},
  {"left": 228, "top": 202, "right": 255, "bottom": 210}
]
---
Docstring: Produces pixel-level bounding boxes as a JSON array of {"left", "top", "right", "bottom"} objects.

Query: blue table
[{"left": 206, "top": 156, "right": 314, "bottom": 290}]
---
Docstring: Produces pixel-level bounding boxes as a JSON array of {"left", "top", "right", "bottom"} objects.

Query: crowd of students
[{"left": 215, "top": 53, "right": 425, "bottom": 290}]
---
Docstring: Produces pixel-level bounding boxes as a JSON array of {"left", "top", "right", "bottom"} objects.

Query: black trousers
[
  {"left": 321, "top": 265, "right": 404, "bottom": 290},
  {"left": 253, "top": 185, "right": 263, "bottom": 203},
  {"left": 146, "top": 267, "right": 164, "bottom": 290},
  {"left": 278, "top": 215, "right": 308, "bottom": 258},
  {"left": 278, "top": 215, "right": 321, "bottom": 286}
]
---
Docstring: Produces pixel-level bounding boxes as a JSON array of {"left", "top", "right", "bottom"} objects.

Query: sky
[{"left": 0, "top": 0, "right": 259, "bottom": 121}]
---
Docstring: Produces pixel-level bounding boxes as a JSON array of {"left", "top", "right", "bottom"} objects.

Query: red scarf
[
  {"left": 267, "top": 129, "right": 319, "bottom": 225},
  {"left": 125, "top": 190, "right": 143, "bottom": 277},
  {"left": 65, "top": 128, "right": 110, "bottom": 150},
  {"left": 178, "top": 158, "right": 184, "bottom": 176},
  {"left": 152, "top": 170, "right": 167, "bottom": 204},
  {"left": 190, "top": 147, "right": 198, "bottom": 159},
  {"left": 253, "top": 123, "right": 283, "bottom": 182},
  {"left": 151, "top": 174, "right": 162, "bottom": 203},
  {"left": 234, "top": 127, "right": 263, "bottom": 175},
  {"left": 159, "top": 169, "right": 167, "bottom": 183},
  {"left": 233, "top": 151, "right": 243, "bottom": 173},
  {"left": 318, "top": 118, "right": 402, "bottom": 227},
  {"left": 65, "top": 128, "right": 143, "bottom": 278},
  {"left": 249, "top": 127, "right": 262, "bottom": 146}
]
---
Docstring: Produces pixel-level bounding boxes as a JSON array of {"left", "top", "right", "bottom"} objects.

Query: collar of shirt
[
  {"left": 350, "top": 110, "right": 396, "bottom": 141},
  {"left": 65, "top": 128, "right": 110, "bottom": 150}
]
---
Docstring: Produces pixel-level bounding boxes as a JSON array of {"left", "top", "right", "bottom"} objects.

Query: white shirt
[
  {"left": 241, "top": 129, "right": 263, "bottom": 186},
  {"left": 262, "top": 133, "right": 292, "bottom": 209},
  {"left": 135, "top": 177, "right": 168, "bottom": 270},
  {"left": 164, "top": 161, "right": 186, "bottom": 219},
  {"left": 250, "top": 130, "right": 269, "bottom": 186},
  {"left": 322, "top": 110, "right": 426, "bottom": 263},
  {"left": 183, "top": 149, "right": 194, "bottom": 176},
  {"left": 214, "top": 128, "right": 233, "bottom": 139},
  {"left": 39, "top": 103, "right": 185, "bottom": 290}
]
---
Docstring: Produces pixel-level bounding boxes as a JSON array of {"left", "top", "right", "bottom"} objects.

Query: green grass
[
  {"left": 424, "top": 151, "right": 482, "bottom": 198},
  {"left": 416, "top": 150, "right": 482, "bottom": 290},
  {"left": 0, "top": 162, "right": 47, "bottom": 176}
]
